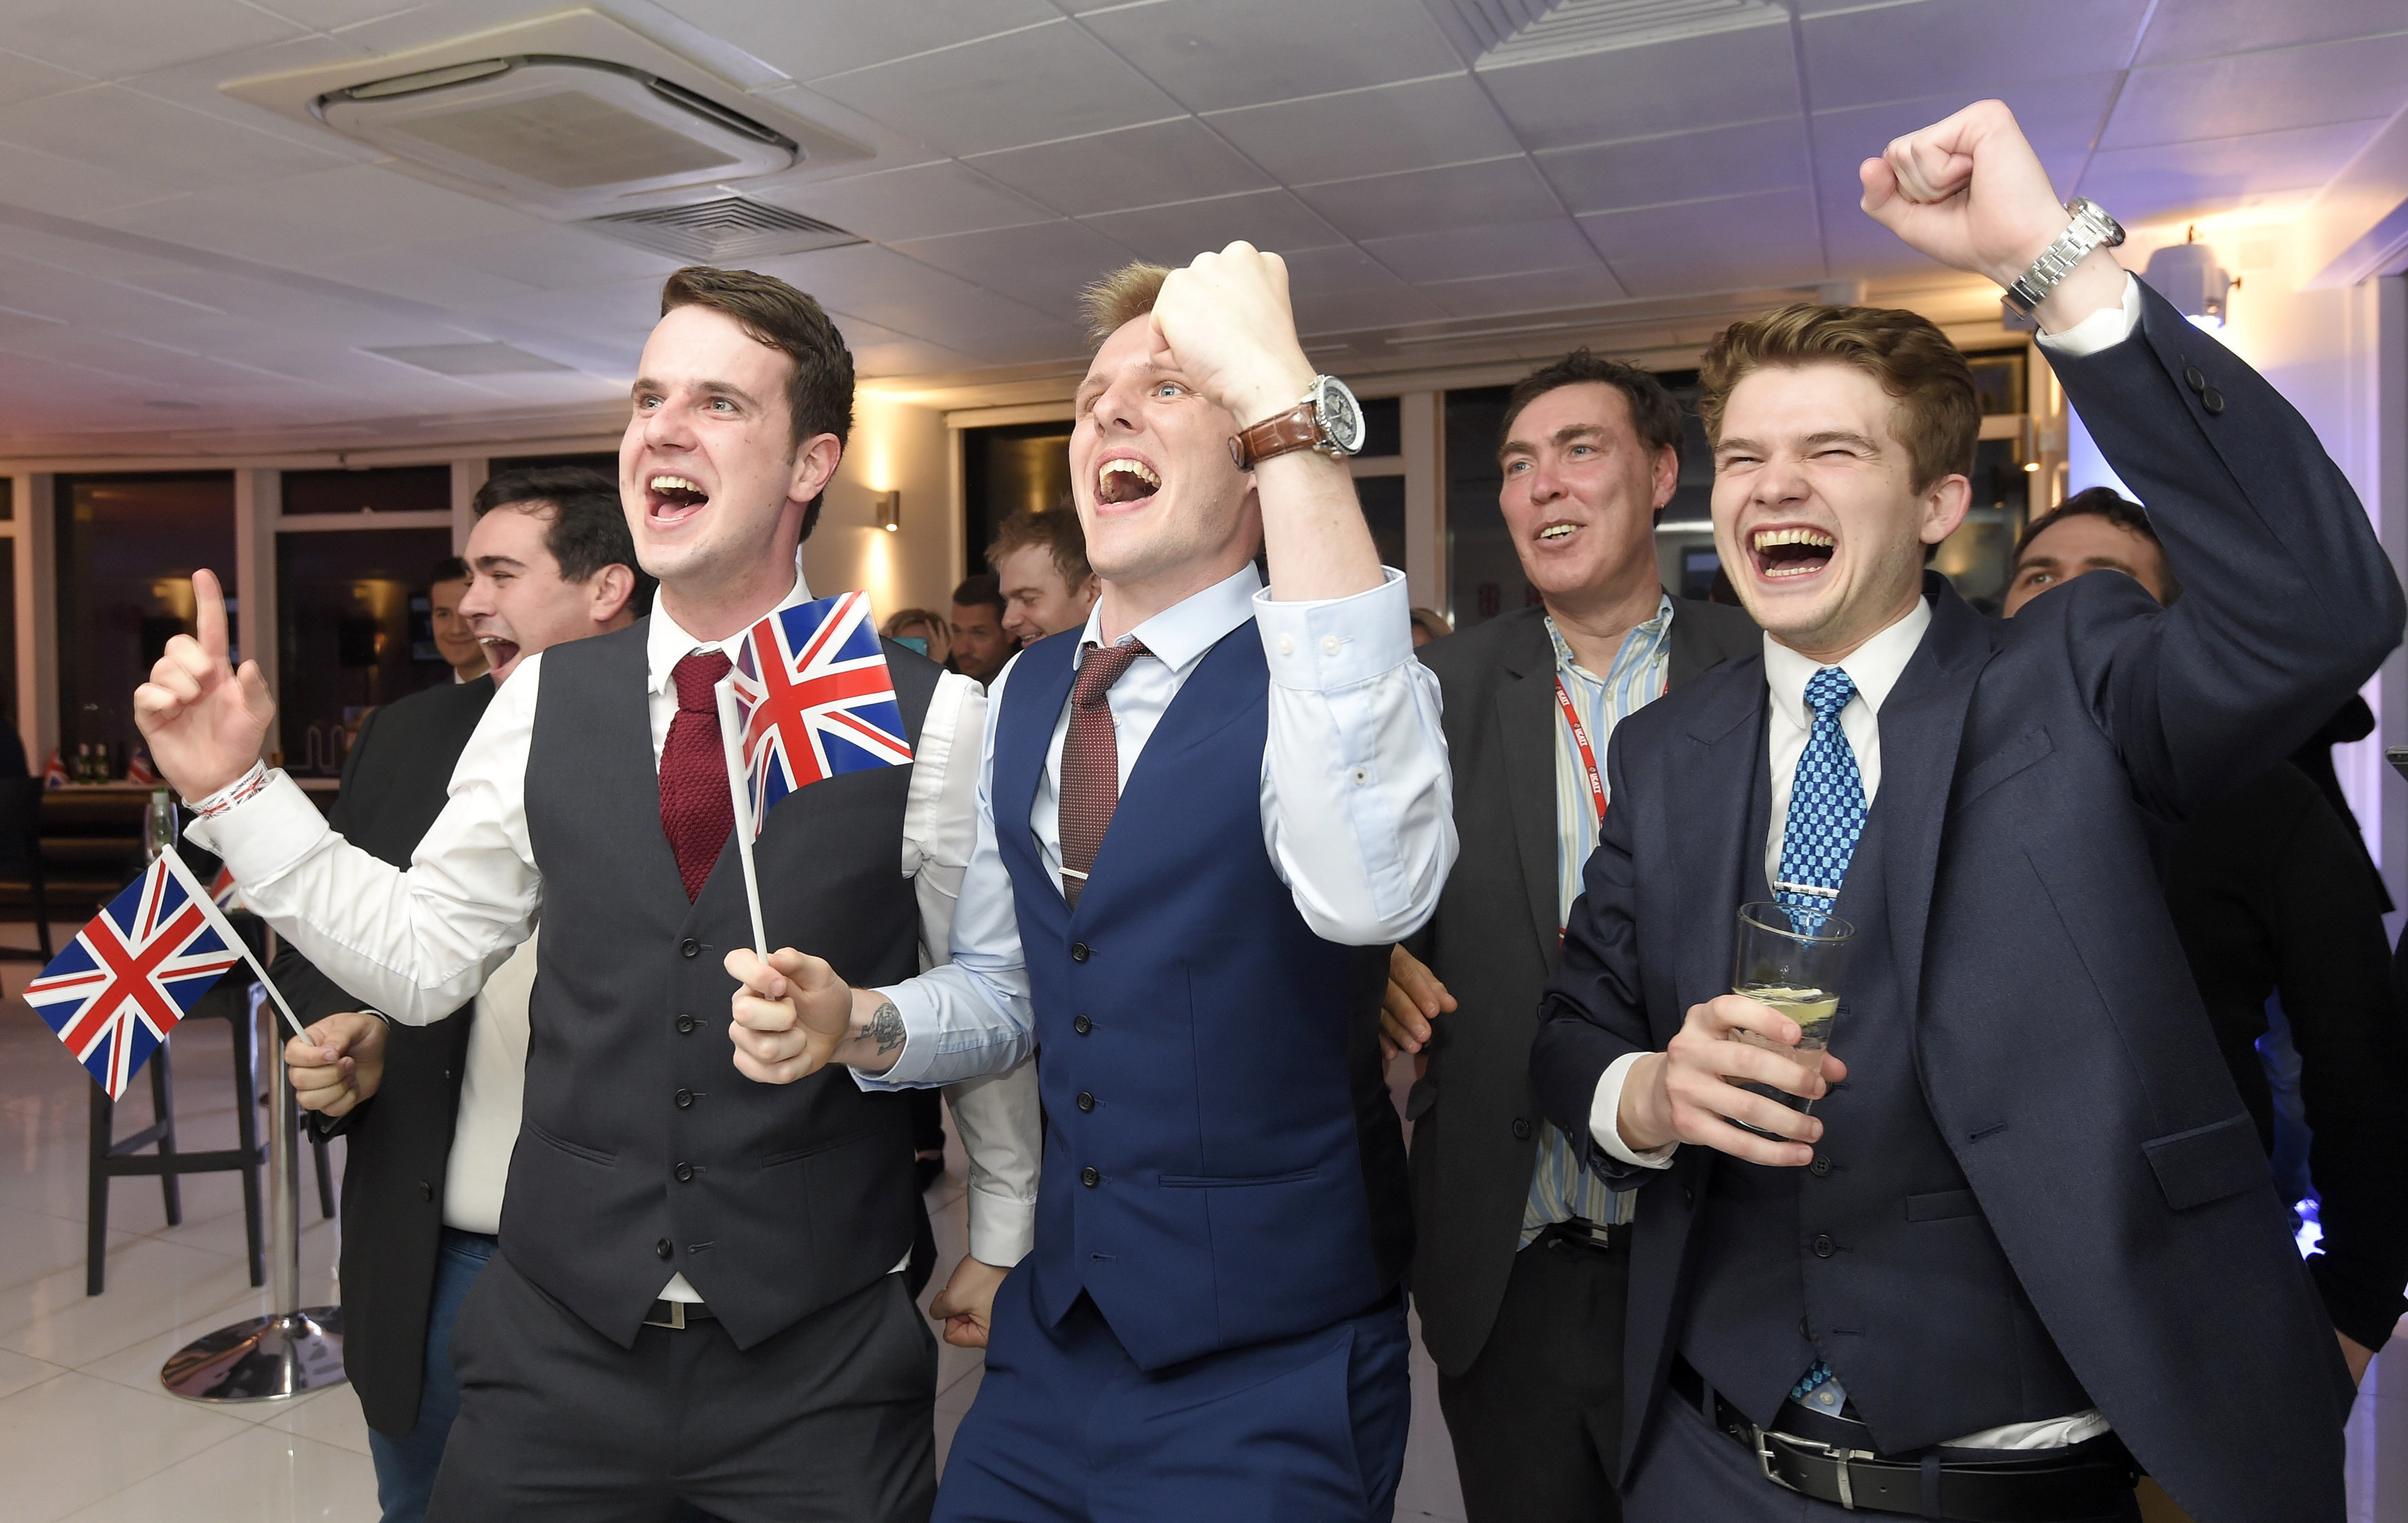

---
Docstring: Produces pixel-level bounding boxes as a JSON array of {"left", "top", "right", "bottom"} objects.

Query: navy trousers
[
  {"left": 936, "top": 1266, "right": 1412, "bottom": 1523},
  {"left": 369, "top": 1229, "right": 495, "bottom": 1523}
]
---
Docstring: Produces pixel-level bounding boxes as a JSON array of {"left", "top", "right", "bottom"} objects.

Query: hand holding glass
[{"left": 1726, "top": 903, "right": 1853, "bottom": 1138}]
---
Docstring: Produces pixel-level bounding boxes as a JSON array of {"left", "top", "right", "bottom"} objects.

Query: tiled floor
[{"left": 4, "top": 940, "right": 2399, "bottom": 1522}]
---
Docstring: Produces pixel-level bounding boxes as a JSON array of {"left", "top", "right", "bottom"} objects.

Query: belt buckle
[
  {"left": 1758, "top": 1427, "right": 1871, "bottom": 1512},
  {"left": 644, "top": 1301, "right": 688, "bottom": 1330}
]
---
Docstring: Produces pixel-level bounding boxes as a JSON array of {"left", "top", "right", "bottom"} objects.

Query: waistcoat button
[
  {"left": 679, "top": 938, "right": 700, "bottom": 958},
  {"left": 1077, "top": 1092, "right": 1095, "bottom": 1112},
  {"left": 1812, "top": 1233, "right": 1835, "bottom": 1258},
  {"left": 1073, "top": 1014, "right": 1093, "bottom": 1035},
  {"left": 674, "top": 1162, "right": 695, "bottom": 1182},
  {"left": 1071, "top": 942, "right": 1090, "bottom": 962},
  {"left": 676, "top": 1014, "right": 696, "bottom": 1034},
  {"left": 1511, "top": 1118, "right": 1531, "bottom": 1141},
  {"left": 1809, "top": 1154, "right": 1831, "bottom": 1176},
  {"left": 656, "top": 1238, "right": 674, "bottom": 1260},
  {"left": 1080, "top": 1166, "right": 1100, "bottom": 1188},
  {"left": 675, "top": 1088, "right": 694, "bottom": 1109},
  {"left": 418, "top": 1180, "right": 432, "bottom": 1202}
]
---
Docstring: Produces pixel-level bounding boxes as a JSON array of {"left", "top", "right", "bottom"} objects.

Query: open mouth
[
  {"left": 1750, "top": 526, "right": 1835, "bottom": 581},
  {"left": 1096, "top": 456, "right": 1160, "bottom": 508},
  {"left": 1536, "top": 520, "right": 1580, "bottom": 544},
  {"left": 479, "top": 636, "right": 521, "bottom": 669},
  {"left": 646, "top": 473, "right": 710, "bottom": 527}
]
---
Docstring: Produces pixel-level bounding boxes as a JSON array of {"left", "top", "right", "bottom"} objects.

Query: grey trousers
[
  {"left": 1625, "top": 1391, "right": 2140, "bottom": 1523},
  {"left": 427, "top": 1251, "right": 937, "bottom": 1523}
]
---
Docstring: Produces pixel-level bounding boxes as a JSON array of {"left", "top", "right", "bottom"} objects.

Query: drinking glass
[
  {"left": 144, "top": 788, "right": 178, "bottom": 863},
  {"left": 1726, "top": 902, "right": 1854, "bottom": 1138}
]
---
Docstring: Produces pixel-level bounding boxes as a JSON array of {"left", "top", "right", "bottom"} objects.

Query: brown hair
[
  {"left": 1500, "top": 349, "right": 1684, "bottom": 460},
  {"left": 2015, "top": 485, "right": 2181, "bottom": 603},
  {"left": 951, "top": 574, "right": 1005, "bottom": 620},
  {"left": 1697, "top": 303, "right": 1978, "bottom": 493},
  {"left": 988, "top": 504, "right": 1093, "bottom": 590},
  {"left": 1081, "top": 263, "right": 1172, "bottom": 343},
  {"left": 658, "top": 266, "right": 854, "bottom": 539}
]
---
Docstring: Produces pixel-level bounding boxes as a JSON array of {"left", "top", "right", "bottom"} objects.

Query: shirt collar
[
  {"left": 646, "top": 559, "right": 814, "bottom": 698},
  {"left": 1545, "top": 592, "right": 1675, "bottom": 683},
  {"left": 1762, "top": 593, "right": 1932, "bottom": 729},
  {"left": 1073, "top": 563, "right": 1262, "bottom": 676}
]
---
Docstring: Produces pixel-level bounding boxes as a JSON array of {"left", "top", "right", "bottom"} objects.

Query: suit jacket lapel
[
  {"left": 1873, "top": 579, "right": 1996, "bottom": 1028},
  {"left": 1496, "top": 619, "right": 1567, "bottom": 962},
  {"left": 1673, "top": 658, "right": 1770, "bottom": 1019}
]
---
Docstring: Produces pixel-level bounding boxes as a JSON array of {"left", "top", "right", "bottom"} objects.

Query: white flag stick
[
  {"left": 157, "top": 845, "right": 309, "bottom": 1043},
  {"left": 716, "top": 675, "right": 771, "bottom": 956}
]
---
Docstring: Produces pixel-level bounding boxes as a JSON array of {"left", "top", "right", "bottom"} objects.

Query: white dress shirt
[
  {"left": 189, "top": 566, "right": 1042, "bottom": 1290},
  {"left": 444, "top": 931, "right": 534, "bottom": 1235},
  {"left": 1580, "top": 277, "right": 2147, "bottom": 1450},
  {"left": 858, "top": 563, "right": 1456, "bottom": 1091}
]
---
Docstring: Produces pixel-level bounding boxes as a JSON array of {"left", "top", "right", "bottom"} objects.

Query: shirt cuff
[
  {"left": 967, "top": 1193, "right": 1036, "bottom": 1268},
  {"left": 182, "top": 768, "right": 335, "bottom": 885},
  {"left": 2034, "top": 272, "right": 2141, "bottom": 358},
  {"left": 850, "top": 980, "right": 940, "bottom": 1090},
  {"left": 1254, "top": 567, "right": 1413, "bottom": 693},
  {"left": 1592, "top": 1050, "right": 1679, "bottom": 1169}
]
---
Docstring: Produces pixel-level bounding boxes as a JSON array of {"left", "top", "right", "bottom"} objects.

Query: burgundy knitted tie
[
  {"left": 1058, "top": 639, "right": 1148, "bottom": 908},
  {"left": 659, "top": 650, "right": 734, "bottom": 901}
]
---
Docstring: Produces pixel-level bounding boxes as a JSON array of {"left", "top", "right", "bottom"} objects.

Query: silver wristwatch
[{"left": 2002, "top": 198, "right": 2125, "bottom": 317}]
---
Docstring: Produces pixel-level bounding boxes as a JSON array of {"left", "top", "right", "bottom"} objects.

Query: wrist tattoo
[{"left": 866, "top": 1001, "right": 905, "bottom": 1055}]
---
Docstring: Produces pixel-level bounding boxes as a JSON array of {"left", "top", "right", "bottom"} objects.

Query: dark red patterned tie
[
  {"left": 659, "top": 650, "right": 733, "bottom": 901},
  {"left": 1058, "top": 639, "right": 1148, "bottom": 908}
]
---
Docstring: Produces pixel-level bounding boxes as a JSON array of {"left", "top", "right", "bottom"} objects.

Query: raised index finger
[{"left": 190, "top": 568, "right": 230, "bottom": 666}]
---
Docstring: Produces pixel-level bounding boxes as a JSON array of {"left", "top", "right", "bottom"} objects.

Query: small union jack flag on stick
[
  {"left": 712, "top": 591, "right": 914, "bottom": 951},
  {"left": 25, "top": 847, "right": 303, "bottom": 1099}
]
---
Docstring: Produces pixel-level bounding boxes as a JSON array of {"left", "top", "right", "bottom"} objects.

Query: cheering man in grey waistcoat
[{"left": 136, "top": 267, "right": 1038, "bottom": 1523}]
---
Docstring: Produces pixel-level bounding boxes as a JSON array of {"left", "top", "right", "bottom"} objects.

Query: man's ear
[
  {"left": 592, "top": 563, "right": 638, "bottom": 625},
  {"left": 1651, "top": 443, "right": 1681, "bottom": 511},
  {"left": 1918, "top": 473, "right": 1972, "bottom": 547},
  {"left": 788, "top": 431, "right": 843, "bottom": 508}
]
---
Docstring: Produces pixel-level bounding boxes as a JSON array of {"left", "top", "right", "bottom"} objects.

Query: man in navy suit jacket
[{"left": 1531, "top": 101, "right": 2402, "bottom": 1523}]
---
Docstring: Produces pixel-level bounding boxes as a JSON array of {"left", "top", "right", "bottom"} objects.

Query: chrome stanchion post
[{"left": 160, "top": 973, "right": 345, "bottom": 1401}]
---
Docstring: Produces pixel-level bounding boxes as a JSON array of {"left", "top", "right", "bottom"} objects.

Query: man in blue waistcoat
[{"left": 728, "top": 243, "right": 1458, "bottom": 1522}]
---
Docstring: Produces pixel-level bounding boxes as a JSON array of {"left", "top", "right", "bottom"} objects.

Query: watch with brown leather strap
[{"left": 1228, "top": 374, "right": 1367, "bottom": 470}]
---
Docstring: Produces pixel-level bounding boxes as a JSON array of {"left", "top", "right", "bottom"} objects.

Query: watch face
[{"left": 1313, "top": 376, "right": 1364, "bottom": 455}]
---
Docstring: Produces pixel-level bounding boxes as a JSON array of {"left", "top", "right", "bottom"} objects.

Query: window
[
  {"left": 281, "top": 464, "right": 450, "bottom": 517},
  {"left": 962, "top": 422, "right": 1072, "bottom": 577},
  {"left": 275, "top": 527, "right": 458, "bottom": 778},
  {"left": 54, "top": 473, "right": 235, "bottom": 772},
  {"left": 491, "top": 451, "right": 619, "bottom": 477}
]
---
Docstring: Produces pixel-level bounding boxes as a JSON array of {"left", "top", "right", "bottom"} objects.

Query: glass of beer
[{"left": 1727, "top": 902, "right": 1854, "bottom": 1137}]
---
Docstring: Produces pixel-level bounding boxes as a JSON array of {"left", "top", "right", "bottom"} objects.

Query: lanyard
[{"left": 1554, "top": 676, "right": 1607, "bottom": 825}]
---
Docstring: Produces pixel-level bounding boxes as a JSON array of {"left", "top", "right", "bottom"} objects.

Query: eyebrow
[
  {"left": 1498, "top": 422, "right": 1606, "bottom": 464},
  {"left": 630, "top": 376, "right": 763, "bottom": 410},
  {"left": 471, "top": 554, "right": 527, "bottom": 574}
]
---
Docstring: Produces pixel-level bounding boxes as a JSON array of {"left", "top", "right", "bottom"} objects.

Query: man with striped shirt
[{"left": 1388, "top": 352, "right": 1756, "bottom": 1522}]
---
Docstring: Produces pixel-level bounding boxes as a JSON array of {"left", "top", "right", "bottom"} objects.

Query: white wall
[{"left": 802, "top": 395, "right": 960, "bottom": 625}]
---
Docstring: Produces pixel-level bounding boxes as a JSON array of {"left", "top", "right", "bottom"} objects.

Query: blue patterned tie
[{"left": 1774, "top": 666, "right": 1864, "bottom": 1412}]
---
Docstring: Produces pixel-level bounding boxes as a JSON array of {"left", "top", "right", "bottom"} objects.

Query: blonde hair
[
  {"left": 1697, "top": 303, "right": 1979, "bottom": 493},
  {"left": 1080, "top": 262, "right": 1171, "bottom": 343}
]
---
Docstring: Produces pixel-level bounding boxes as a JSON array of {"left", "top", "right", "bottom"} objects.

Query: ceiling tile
[
  {"left": 0, "top": 84, "right": 350, "bottom": 190},
  {"left": 1811, "top": 74, "right": 2118, "bottom": 177},
  {"left": 890, "top": 219, "right": 1140, "bottom": 321},
  {"left": 1079, "top": 190, "right": 1344, "bottom": 265},
  {"left": 652, "top": 0, "right": 1061, "bottom": 84},
  {"left": 1077, "top": 0, "right": 1464, "bottom": 114},
  {"left": 0, "top": 47, "right": 92, "bottom": 106},
  {"left": 1281, "top": 244, "right": 1413, "bottom": 296},
  {"left": 967, "top": 118, "right": 1272, "bottom": 216},
  {"left": 1580, "top": 188, "right": 1821, "bottom": 262},
  {"left": 808, "top": 20, "right": 1183, "bottom": 157},
  {"left": 1422, "top": 263, "right": 1629, "bottom": 318},
  {"left": 751, "top": 242, "right": 1057, "bottom": 341},
  {"left": 2136, "top": 0, "right": 2408, "bottom": 66},
  {"left": 420, "top": 227, "right": 687, "bottom": 292},
  {"left": 1203, "top": 73, "right": 1522, "bottom": 184},
  {"left": 0, "top": 139, "right": 179, "bottom": 218},
  {"left": 761, "top": 160, "right": 1054, "bottom": 243},
  {"left": 91, "top": 164, "right": 546, "bottom": 265},
  {"left": 2078, "top": 120, "right": 2389, "bottom": 220},
  {"left": 1480, "top": 22, "right": 1800, "bottom": 151},
  {"left": 1, "top": 0, "right": 303, "bottom": 78},
  {"left": 247, "top": 1, "right": 442, "bottom": 27},
  {"left": 1540, "top": 118, "right": 1808, "bottom": 216},
  {"left": 854, "top": 337, "right": 988, "bottom": 378},
  {"left": 2103, "top": 32, "right": 2408, "bottom": 149},
  {"left": 1290, "top": 283, "right": 1446, "bottom": 335},
  {"left": 1607, "top": 248, "right": 1829, "bottom": 299},
  {"left": 1358, "top": 217, "right": 1600, "bottom": 283},
  {"left": 1296, "top": 156, "right": 1558, "bottom": 241},
  {"left": 1799, "top": 0, "right": 2149, "bottom": 113}
]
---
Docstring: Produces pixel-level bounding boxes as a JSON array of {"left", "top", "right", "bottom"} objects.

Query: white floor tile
[
  {"left": 57, "top": 1422, "right": 378, "bottom": 1523},
  {"left": 0, "top": 1346, "right": 67, "bottom": 1403},
  {"left": 0, "top": 1369, "right": 256, "bottom": 1522},
  {"left": 257, "top": 1385, "right": 375, "bottom": 1458},
  {"left": 0, "top": 1236, "right": 264, "bottom": 1370}
]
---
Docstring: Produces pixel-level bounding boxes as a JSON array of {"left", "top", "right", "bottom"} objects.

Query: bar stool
[
  {"left": 0, "top": 775, "right": 54, "bottom": 962},
  {"left": 85, "top": 916, "right": 338, "bottom": 1295}
]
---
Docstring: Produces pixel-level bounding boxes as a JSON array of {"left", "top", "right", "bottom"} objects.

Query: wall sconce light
[
  {"left": 2142, "top": 227, "right": 2237, "bottom": 330},
  {"left": 877, "top": 490, "right": 901, "bottom": 532}
]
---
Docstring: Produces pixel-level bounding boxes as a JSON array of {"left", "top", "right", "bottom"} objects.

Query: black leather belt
[
  {"left": 1536, "top": 1216, "right": 1627, "bottom": 1252},
  {"left": 1669, "top": 1358, "right": 2137, "bottom": 1520},
  {"left": 643, "top": 1299, "right": 716, "bottom": 1330}
]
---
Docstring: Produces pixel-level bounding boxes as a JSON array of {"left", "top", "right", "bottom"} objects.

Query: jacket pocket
[
  {"left": 1948, "top": 726, "right": 2054, "bottom": 815},
  {"left": 2142, "top": 1114, "right": 2268, "bottom": 1211},
  {"left": 1158, "top": 1168, "right": 1320, "bottom": 1189},
  {"left": 1904, "top": 1188, "right": 1980, "bottom": 1222},
  {"left": 524, "top": 1117, "right": 615, "bottom": 1167}
]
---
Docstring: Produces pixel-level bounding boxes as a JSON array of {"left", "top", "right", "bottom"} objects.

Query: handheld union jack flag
[
  {"left": 727, "top": 591, "right": 914, "bottom": 834},
  {"left": 25, "top": 857, "right": 243, "bottom": 1100}
]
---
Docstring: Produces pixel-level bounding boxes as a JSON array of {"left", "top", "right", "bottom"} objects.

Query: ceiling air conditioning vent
[
  {"left": 579, "top": 198, "right": 864, "bottom": 263},
  {"left": 1459, "top": 0, "right": 1785, "bottom": 69},
  {"left": 316, "top": 55, "right": 798, "bottom": 210}
]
